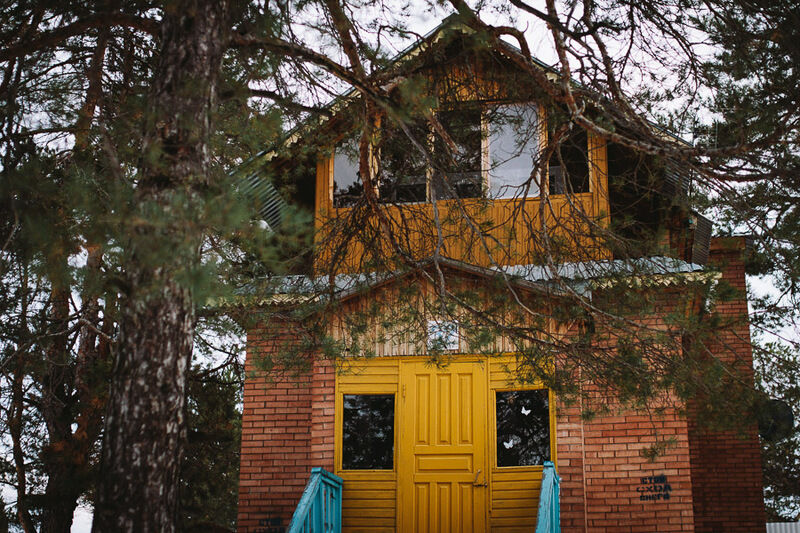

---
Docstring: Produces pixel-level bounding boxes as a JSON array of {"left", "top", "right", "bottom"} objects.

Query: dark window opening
[
  {"left": 548, "top": 128, "right": 589, "bottom": 194},
  {"left": 333, "top": 136, "right": 363, "bottom": 208},
  {"left": 432, "top": 109, "right": 483, "bottom": 199},
  {"left": 496, "top": 389, "right": 551, "bottom": 467},
  {"left": 342, "top": 394, "right": 395, "bottom": 470},
  {"left": 379, "top": 122, "right": 428, "bottom": 203},
  {"left": 378, "top": 109, "right": 483, "bottom": 202}
]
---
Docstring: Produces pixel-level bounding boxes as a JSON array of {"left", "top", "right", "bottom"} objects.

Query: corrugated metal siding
[
  {"left": 240, "top": 173, "right": 288, "bottom": 230},
  {"left": 663, "top": 161, "right": 691, "bottom": 199},
  {"left": 767, "top": 523, "right": 800, "bottom": 533},
  {"left": 691, "top": 212, "right": 713, "bottom": 265}
]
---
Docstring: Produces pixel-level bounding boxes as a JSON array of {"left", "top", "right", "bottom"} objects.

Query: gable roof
[
  {"left": 235, "top": 15, "right": 558, "bottom": 229},
  {"left": 237, "top": 14, "right": 694, "bottom": 232}
]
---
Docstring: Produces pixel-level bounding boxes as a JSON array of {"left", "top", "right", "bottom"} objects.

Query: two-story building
[{"left": 236, "top": 17, "right": 766, "bottom": 533}]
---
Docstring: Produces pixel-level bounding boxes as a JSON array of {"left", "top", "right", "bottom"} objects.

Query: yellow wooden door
[{"left": 399, "top": 361, "right": 488, "bottom": 533}]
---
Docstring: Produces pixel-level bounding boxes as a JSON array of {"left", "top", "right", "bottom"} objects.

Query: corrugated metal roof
[{"left": 221, "top": 256, "right": 713, "bottom": 307}]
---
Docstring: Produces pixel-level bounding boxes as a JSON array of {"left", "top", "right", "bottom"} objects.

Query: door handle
[{"left": 473, "top": 469, "right": 487, "bottom": 487}]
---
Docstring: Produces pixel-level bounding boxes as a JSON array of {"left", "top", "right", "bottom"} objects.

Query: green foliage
[
  {"left": 179, "top": 364, "right": 243, "bottom": 532},
  {"left": 3, "top": 0, "right": 800, "bottom": 526},
  {"left": 754, "top": 341, "right": 800, "bottom": 521}
]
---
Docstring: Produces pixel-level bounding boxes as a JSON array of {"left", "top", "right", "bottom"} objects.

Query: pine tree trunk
[
  {"left": 39, "top": 476, "right": 81, "bottom": 533},
  {"left": 93, "top": 283, "right": 195, "bottom": 532},
  {"left": 92, "top": 1, "right": 230, "bottom": 531}
]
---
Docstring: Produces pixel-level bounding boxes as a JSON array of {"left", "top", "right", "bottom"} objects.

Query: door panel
[{"left": 400, "top": 362, "right": 487, "bottom": 532}]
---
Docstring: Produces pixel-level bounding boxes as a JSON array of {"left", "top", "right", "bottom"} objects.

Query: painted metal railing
[
  {"left": 287, "top": 467, "right": 343, "bottom": 533},
  {"left": 535, "top": 461, "right": 561, "bottom": 533}
]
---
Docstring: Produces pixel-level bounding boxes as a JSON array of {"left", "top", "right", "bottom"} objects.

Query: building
[{"left": 236, "top": 18, "right": 766, "bottom": 533}]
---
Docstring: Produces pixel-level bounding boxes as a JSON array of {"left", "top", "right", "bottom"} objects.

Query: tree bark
[{"left": 92, "top": 1, "right": 230, "bottom": 531}]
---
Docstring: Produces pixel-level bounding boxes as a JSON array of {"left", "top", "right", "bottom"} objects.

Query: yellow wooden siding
[
  {"left": 334, "top": 355, "right": 556, "bottom": 532},
  {"left": 341, "top": 476, "right": 397, "bottom": 532},
  {"left": 490, "top": 470, "right": 542, "bottom": 532},
  {"left": 329, "top": 280, "right": 557, "bottom": 359},
  {"left": 314, "top": 190, "right": 609, "bottom": 273}
]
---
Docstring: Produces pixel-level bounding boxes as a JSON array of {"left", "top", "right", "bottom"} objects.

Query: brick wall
[
  {"left": 556, "top": 395, "right": 589, "bottom": 531},
  {"left": 578, "top": 402, "right": 695, "bottom": 532},
  {"left": 236, "top": 321, "right": 335, "bottom": 533},
  {"left": 687, "top": 236, "right": 766, "bottom": 532},
  {"left": 553, "top": 237, "right": 765, "bottom": 532},
  {"left": 556, "top": 384, "right": 696, "bottom": 531},
  {"left": 554, "top": 288, "right": 698, "bottom": 532}
]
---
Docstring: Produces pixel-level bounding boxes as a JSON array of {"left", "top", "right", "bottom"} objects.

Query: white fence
[{"left": 767, "top": 523, "right": 800, "bottom": 533}]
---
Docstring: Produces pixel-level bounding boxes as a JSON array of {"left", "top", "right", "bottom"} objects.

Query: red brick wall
[
  {"left": 554, "top": 288, "right": 698, "bottom": 532},
  {"left": 556, "top": 396, "right": 589, "bottom": 531},
  {"left": 578, "top": 404, "right": 696, "bottom": 532},
  {"left": 556, "top": 391, "right": 696, "bottom": 531},
  {"left": 687, "top": 237, "right": 766, "bottom": 532},
  {"left": 555, "top": 243, "right": 766, "bottom": 532},
  {"left": 236, "top": 322, "right": 335, "bottom": 533}
]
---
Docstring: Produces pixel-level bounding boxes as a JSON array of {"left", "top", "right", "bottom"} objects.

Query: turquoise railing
[
  {"left": 535, "top": 461, "right": 561, "bottom": 533},
  {"left": 287, "top": 467, "right": 343, "bottom": 533}
]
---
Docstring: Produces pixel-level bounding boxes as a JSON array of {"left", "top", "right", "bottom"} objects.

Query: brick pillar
[
  {"left": 310, "top": 357, "right": 335, "bottom": 470},
  {"left": 556, "top": 397, "right": 589, "bottom": 532},
  {"left": 687, "top": 236, "right": 766, "bottom": 533}
]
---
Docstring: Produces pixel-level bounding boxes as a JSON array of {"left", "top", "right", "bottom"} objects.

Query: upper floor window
[
  {"left": 331, "top": 104, "right": 588, "bottom": 207},
  {"left": 333, "top": 135, "right": 363, "bottom": 208},
  {"left": 548, "top": 127, "right": 590, "bottom": 194},
  {"left": 379, "top": 121, "right": 428, "bottom": 203},
  {"left": 488, "top": 104, "right": 541, "bottom": 199},
  {"left": 430, "top": 109, "right": 483, "bottom": 200},
  {"left": 377, "top": 110, "right": 483, "bottom": 203}
]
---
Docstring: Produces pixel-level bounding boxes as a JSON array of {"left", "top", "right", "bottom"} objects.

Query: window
[
  {"left": 488, "top": 105, "right": 540, "bottom": 198},
  {"left": 427, "top": 320, "right": 459, "bottom": 351},
  {"left": 333, "top": 135, "right": 363, "bottom": 208},
  {"left": 548, "top": 128, "right": 590, "bottom": 194},
  {"left": 379, "top": 121, "right": 428, "bottom": 203},
  {"left": 342, "top": 394, "right": 395, "bottom": 470},
  {"left": 378, "top": 110, "right": 483, "bottom": 203},
  {"left": 495, "top": 389, "right": 551, "bottom": 467},
  {"left": 430, "top": 110, "right": 483, "bottom": 200}
]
